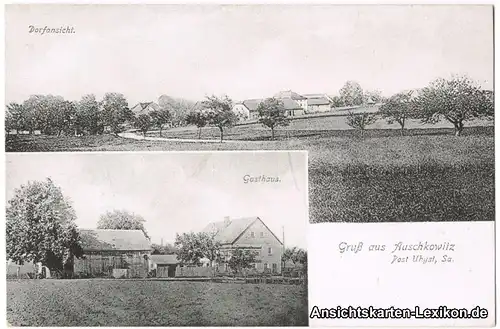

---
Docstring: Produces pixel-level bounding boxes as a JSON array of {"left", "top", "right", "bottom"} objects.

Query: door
[{"left": 168, "top": 265, "right": 176, "bottom": 277}]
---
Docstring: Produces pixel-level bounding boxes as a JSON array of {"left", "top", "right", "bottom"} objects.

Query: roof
[
  {"left": 307, "top": 97, "right": 331, "bottom": 105},
  {"left": 242, "top": 99, "right": 263, "bottom": 112},
  {"left": 274, "top": 90, "right": 306, "bottom": 100},
  {"left": 150, "top": 254, "right": 179, "bottom": 265},
  {"left": 281, "top": 98, "right": 302, "bottom": 110},
  {"left": 202, "top": 217, "right": 282, "bottom": 245},
  {"left": 79, "top": 229, "right": 151, "bottom": 251},
  {"left": 131, "top": 102, "right": 160, "bottom": 115}
]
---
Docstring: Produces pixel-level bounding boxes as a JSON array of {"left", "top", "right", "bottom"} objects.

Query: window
[
  {"left": 268, "top": 247, "right": 272, "bottom": 255},
  {"left": 264, "top": 263, "right": 268, "bottom": 270},
  {"left": 272, "top": 263, "right": 277, "bottom": 273},
  {"left": 250, "top": 232, "right": 255, "bottom": 238},
  {"left": 260, "top": 232, "right": 264, "bottom": 238},
  {"left": 254, "top": 263, "right": 258, "bottom": 269}
]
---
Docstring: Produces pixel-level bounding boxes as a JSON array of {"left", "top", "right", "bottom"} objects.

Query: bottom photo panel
[{"left": 6, "top": 151, "right": 309, "bottom": 327}]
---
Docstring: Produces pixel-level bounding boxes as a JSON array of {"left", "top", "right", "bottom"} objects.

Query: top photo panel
[{"left": 5, "top": 5, "right": 494, "bottom": 223}]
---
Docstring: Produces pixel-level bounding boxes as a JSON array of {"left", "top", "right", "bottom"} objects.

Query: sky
[
  {"left": 6, "top": 152, "right": 308, "bottom": 248},
  {"left": 5, "top": 5, "right": 493, "bottom": 105}
]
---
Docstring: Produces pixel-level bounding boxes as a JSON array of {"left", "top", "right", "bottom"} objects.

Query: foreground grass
[
  {"left": 7, "top": 280, "right": 308, "bottom": 326},
  {"left": 6, "top": 126, "right": 494, "bottom": 223}
]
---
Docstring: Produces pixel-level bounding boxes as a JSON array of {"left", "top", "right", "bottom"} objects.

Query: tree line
[
  {"left": 6, "top": 75, "right": 493, "bottom": 141},
  {"left": 346, "top": 75, "right": 494, "bottom": 137},
  {"left": 5, "top": 93, "right": 199, "bottom": 137}
]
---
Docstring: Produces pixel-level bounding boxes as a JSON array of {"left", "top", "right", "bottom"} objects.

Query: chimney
[{"left": 224, "top": 216, "right": 231, "bottom": 226}]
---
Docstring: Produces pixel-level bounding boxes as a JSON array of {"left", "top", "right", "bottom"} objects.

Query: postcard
[{"left": 4, "top": 4, "right": 495, "bottom": 327}]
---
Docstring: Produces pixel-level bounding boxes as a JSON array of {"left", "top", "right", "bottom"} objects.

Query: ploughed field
[
  {"left": 6, "top": 125, "right": 494, "bottom": 223},
  {"left": 7, "top": 279, "right": 309, "bottom": 326}
]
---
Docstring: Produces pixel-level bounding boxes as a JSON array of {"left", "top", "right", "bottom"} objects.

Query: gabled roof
[
  {"left": 281, "top": 98, "right": 302, "bottom": 110},
  {"left": 150, "top": 254, "right": 179, "bottom": 265},
  {"left": 242, "top": 99, "right": 263, "bottom": 112},
  {"left": 274, "top": 90, "right": 306, "bottom": 100},
  {"left": 131, "top": 102, "right": 160, "bottom": 115},
  {"left": 79, "top": 229, "right": 151, "bottom": 252},
  {"left": 202, "top": 217, "right": 282, "bottom": 245}
]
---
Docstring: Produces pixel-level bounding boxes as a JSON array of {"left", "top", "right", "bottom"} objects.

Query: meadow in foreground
[{"left": 7, "top": 279, "right": 309, "bottom": 326}]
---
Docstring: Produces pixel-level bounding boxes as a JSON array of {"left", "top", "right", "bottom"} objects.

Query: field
[
  {"left": 7, "top": 279, "right": 308, "bottom": 326},
  {"left": 6, "top": 122, "right": 495, "bottom": 223}
]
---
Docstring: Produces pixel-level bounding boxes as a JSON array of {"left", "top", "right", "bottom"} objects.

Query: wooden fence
[{"left": 175, "top": 266, "right": 215, "bottom": 277}]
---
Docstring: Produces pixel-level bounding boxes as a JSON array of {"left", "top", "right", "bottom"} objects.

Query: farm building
[
  {"left": 303, "top": 94, "right": 332, "bottom": 113},
  {"left": 73, "top": 229, "right": 151, "bottom": 278},
  {"left": 149, "top": 254, "right": 179, "bottom": 278},
  {"left": 203, "top": 216, "right": 283, "bottom": 274}
]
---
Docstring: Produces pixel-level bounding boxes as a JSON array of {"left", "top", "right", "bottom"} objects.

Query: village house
[
  {"left": 302, "top": 94, "right": 332, "bottom": 113},
  {"left": 274, "top": 90, "right": 308, "bottom": 111},
  {"left": 73, "top": 229, "right": 151, "bottom": 278},
  {"left": 130, "top": 102, "right": 160, "bottom": 116},
  {"left": 233, "top": 90, "right": 334, "bottom": 120},
  {"left": 232, "top": 99, "right": 262, "bottom": 120},
  {"left": 202, "top": 216, "right": 283, "bottom": 274}
]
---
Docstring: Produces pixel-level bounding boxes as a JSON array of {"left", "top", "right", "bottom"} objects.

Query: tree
[
  {"left": 101, "top": 93, "right": 133, "bottom": 135},
  {"left": 339, "top": 81, "right": 364, "bottom": 106},
  {"left": 345, "top": 111, "right": 378, "bottom": 138},
  {"left": 158, "top": 95, "right": 197, "bottom": 127},
  {"left": 414, "top": 75, "right": 494, "bottom": 136},
  {"left": 185, "top": 110, "right": 209, "bottom": 139},
  {"left": 379, "top": 91, "right": 417, "bottom": 136},
  {"left": 52, "top": 100, "right": 77, "bottom": 136},
  {"left": 24, "top": 95, "right": 66, "bottom": 135},
  {"left": 20, "top": 96, "right": 39, "bottom": 134},
  {"left": 227, "top": 248, "right": 257, "bottom": 275},
  {"left": 5, "top": 111, "right": 14, "bottom": 135},
  {"left": 174, "top": 232, "right": 220, "bottom": 265},
  {"left": 257, "top": 97, "right": 289, "bottom": 140},
  {"left": 134, "top": 114, "right": 153, "bottom": 137},
  {"left": 202, "top": 95, "right": 238, "bottom": 142},
  {"left": 151, "top": 243, "right": 178, "bottom": 255},
  {"left": 6, "top": 178, "right": 83, "bottom": 271},
  {"left": 149, "top": 109, "right": 172, "bottom": 137},
  {"left": 282, "top": 247, "right": 307, "bottom": 266},
  {"left": 97, "top": 209, "right": 149, "bottom": 239},
  {"left": 330, "top": 96, "right": 345, "bottom": 108},
  {"left": 75, "top": 94, "right": 103, "bottom": 135}
]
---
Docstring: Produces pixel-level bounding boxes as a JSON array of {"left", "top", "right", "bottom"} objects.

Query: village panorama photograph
[
  {"left": 6, "top": 151, "right": 309, "bottom": 326},
  {"left": 5, "top": 5, "right": 494, "bottom": 224}
]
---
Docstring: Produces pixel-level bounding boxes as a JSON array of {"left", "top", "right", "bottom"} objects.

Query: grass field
[
  {"left": 5, "top": 125, "right": 495, "bottom": 223},
  {"left": 7, "top": 279, "right": 308, "bottom": 326}
]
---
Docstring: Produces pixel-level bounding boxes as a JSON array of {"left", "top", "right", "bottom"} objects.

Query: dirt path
[{"left": 118, "top": 132, "right": 256, "bottom": 143}]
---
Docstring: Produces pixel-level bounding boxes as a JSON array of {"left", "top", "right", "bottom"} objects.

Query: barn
[
  {"left": 149, "top": 254, "right": 179, "bottom": 278},
  {"left": 73, "top": 229, "right": 151, "bottom": 278}
]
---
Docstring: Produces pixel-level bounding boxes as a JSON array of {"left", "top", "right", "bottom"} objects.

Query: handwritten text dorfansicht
[
  {"left": 243, "top": 175, "right": 281, "bottom": 184},
  {"left": 28, "top": 25, "right": 75, "bottom": 35}
]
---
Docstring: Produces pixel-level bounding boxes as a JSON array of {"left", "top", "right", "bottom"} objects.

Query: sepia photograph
[
  {"left": 5, "top": 4, "right": 494, "bottom": 224},
  {"left": 6, "top": 151, "right": 309, "bottom": 326}
]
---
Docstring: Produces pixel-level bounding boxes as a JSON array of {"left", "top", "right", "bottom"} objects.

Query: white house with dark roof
[
  {"left": 302, "top": 94, "right": 332, "bottom": 113},
  {"left": 202, "top": 216, "right": 283, "bottom": 274}
]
